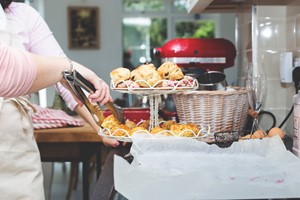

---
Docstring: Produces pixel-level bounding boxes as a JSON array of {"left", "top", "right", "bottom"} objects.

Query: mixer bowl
[{"left": 197, "top": 71, "right": 227, "bottom": 91}]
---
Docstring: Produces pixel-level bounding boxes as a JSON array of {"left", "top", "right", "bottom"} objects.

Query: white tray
[
  {"left": 98, "top": 125, "right": 211, "bottom": 143},
  {"left": 111, "top": 78, "right": 198, "bottom": 95}
]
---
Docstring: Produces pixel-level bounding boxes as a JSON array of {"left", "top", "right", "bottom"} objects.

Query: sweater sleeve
[
  {"left": 10, "top": 3, "right": 78, "bottom": 110},
  {"left": 0, "top": 43, "right": 36, "bottom": 97}
]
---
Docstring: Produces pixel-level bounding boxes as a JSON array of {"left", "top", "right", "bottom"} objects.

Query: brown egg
[
  {"left": 239, "top": 133, "right": 251, "bottom": 141},
  {"left": 267, "top": 127, "right": 285, "bottom": 139},
  {"left": 252, "top": 129, "right": 267, "bottom": 139}
]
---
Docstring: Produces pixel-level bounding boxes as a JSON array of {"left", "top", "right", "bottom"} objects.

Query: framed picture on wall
[{"left": 68, "top": 6, "right": 100, "bottom": 49}]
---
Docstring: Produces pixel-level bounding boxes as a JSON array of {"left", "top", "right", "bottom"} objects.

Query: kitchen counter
[{"left": 91, "top": 136, "right": 298, "bottom": 200}]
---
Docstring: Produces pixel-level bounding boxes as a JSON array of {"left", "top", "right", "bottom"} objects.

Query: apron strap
[{"left": 9, "top": 96, "right": 37, "bottom": 129}]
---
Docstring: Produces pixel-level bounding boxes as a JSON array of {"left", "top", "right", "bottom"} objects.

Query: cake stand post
[{"left": 148, "top": 94, "right": 160, "bottom": 130}]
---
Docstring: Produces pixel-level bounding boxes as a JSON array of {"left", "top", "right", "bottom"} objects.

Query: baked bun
[
  {"left": 157, "top": 61, "right": 184, "bottom": 80},
  {"left": 111, "top": 124, "right": 131, "bottom": 136},
  {"left": 185, "top": 123, "right": 201, "bottom": 135},
  {"left": 150, "top": 126, "right": 165, "bottom": 134},
  {"left": 131, "top": 64, "right": 162, "bottom": 87},
  {"left": 101, "top": 114, "right": 121, "bottom": 129},
  {"left": 110, "top": 67, "right": 131, "bottom": 85},
  {"left": 138, "top": 120, "right": 150, "bottom": 129},
  {"left": 129, "top": 127, "right": 148, "bottom": 136},
  {"left": 161, "top": 120, "right": 177, "bottom": 130},
  {"left": 125, "top": 119, "right": 137, "bottom": 129},
  {"left": 170, "top": 124, "right": 197, "bottom": 137}
]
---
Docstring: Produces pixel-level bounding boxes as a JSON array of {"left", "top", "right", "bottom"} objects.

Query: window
[
  {"left": 123, "top": 17, "right": 167, "bottom": 67},
  {"left": 122, "top": 0, "right": 216, "bottom": 68},
  {"left": 123, "top": 0, "right": 165, "bottom": 12},
  {"left": 176, "top": 20, "right": 215, "bottom": 38},
  {"left": 173, "top": 0, "right": 188, "bottom": 12}
]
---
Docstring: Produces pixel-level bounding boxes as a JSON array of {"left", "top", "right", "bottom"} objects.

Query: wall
[
  {"left": 284, "top": 0, "right": 300, "bottom": 135},
  {"left": 217, "top": 13, "right": 237, "bottom": 86},
  {"left": 41, "top": 1, "right": 237, "bottom": 108},
  {"left": 43, "top": 0, "right": 123, "bottom": 106},
  {"left": 236, "top": 2, "right": 300, "bottom": 137}
]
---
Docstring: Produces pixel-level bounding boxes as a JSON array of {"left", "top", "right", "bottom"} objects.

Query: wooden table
[{"left": 34, "top": 123, "right": 105, "bottom": 200}]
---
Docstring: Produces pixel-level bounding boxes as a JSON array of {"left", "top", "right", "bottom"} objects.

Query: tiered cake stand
[{"left": 99, "top": 78, "right": 201, "bottom": 141}]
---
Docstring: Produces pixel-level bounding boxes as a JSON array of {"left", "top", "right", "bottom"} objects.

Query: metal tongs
[{"left": 62, "top": 70, "right": 124, "bottom": 126}]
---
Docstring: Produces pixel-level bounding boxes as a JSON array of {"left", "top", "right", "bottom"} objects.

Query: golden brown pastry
[
  {"left": 129, "top": 127, "right": 148, "bottom": 136},
  {"left": 101, "top": 114, "right": 121, "bottom": 130},
  {"left": 125, "top": 119, "right": 137, "bottom": 129},
  {"left": 161, "top": 120, "right": 177, "bottom": 130},
  {"left": 157, "top": 61, "right": 184, "bottom": 81},
  {"left": 170, "top": 124, "right": 182, "bottom": 135},
  {"left": 110, "top": 67, "right": 131, "bottom": 85},
  {"left": 138, "top": 120, "right": 150, "bottom": 129},
  {"left": 170, "top": 124, "right": 197, "bottom": 137},
  {"left": 150, "top": 126, "right": 166, "bottom": 135},
  {"left": 131, "top": 64, "right": 162, "bottom": 87},
  {"left": 185, "top": 123, "right": 201, "bottom": 135},
  {"left": 111, "top": 124, "right": 131, "bottom": 136}
]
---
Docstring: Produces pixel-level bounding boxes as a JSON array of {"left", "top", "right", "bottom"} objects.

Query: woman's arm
[
  {"left": 0, "top": 43, "right": 37, "bottom": 97},
  {"left": 29, "top": 53, "right": 112, "bottom": 106},
  {"left": 0, "top": 43, "right": 119, "bottom": 146},
  {"left": 0, "top": 43, "right": 112, "bottom": 106}
]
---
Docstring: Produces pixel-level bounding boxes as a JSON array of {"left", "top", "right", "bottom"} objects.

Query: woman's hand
[
  {"left": 88, "top": 79, "right": 112, "bottom": 106},
  {"left": 102, "top": 137, "right": 120, "bottom": 147},
  {"left": 74, "top": 61, "right": 113, "bottom": 104},
  {"left": 102, "top": 137, "right": 128, "bottom": 148},
  {"left": 60, "top": 60, "right": 113, "bottom": 106}
]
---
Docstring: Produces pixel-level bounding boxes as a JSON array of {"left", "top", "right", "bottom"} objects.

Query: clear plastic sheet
[{"left": 114, "top": 135, "right": 300, "bottom": 200}]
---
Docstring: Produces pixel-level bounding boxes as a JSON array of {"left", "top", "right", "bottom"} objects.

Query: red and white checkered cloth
[{"left": 31, "top": 105, "right": 84, "bottom": 129}]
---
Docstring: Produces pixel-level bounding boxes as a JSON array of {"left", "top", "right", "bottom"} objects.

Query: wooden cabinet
[{"left": 186, "top": 0, "right": 255, "bottom": 14}]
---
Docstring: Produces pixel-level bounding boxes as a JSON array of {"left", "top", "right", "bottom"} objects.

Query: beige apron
[{"left": 0, "top": 6, "right": 45, "bottom": 200}]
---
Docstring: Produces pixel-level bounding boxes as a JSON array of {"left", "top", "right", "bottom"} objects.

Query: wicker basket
[{"left": 173, "top": 87, "right": 249, "bottom": 134}]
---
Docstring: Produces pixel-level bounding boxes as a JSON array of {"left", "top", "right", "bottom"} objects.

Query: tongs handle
[
  {"left": 74, "top": 71, "right": 124, "bottom": 124},
  {"left": 73, "top": 71, "right": 96, "bottom": 93}
]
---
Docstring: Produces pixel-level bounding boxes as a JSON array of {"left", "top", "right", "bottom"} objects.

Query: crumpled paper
[{"left": 114, "top": 135, "right": 300, "bottom": 200}]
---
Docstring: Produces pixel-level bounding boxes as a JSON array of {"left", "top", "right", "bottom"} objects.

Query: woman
[
  {"left": 0, "top": 43, "right": 112, "bottom": 200},
  {"left": 0, "top": 1, "right": 117, "bottom": 199},
  {"left": 0, "top": 0, "right": 119, "bottom": 146}
]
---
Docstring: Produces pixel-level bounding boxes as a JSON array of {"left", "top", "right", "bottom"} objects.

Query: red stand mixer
[{"left": 154, "top": 38, "right": 236, "bottom": 73}]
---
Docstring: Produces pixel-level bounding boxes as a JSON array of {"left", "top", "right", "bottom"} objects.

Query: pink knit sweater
[
  {"left": 2, "top": 2, "right": 77, "bottom": 110},
  {"left": 0, "top": 43, "right": 36, "bottom": 97}
]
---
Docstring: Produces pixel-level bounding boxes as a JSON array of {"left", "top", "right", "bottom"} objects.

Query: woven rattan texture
[{"left": 173, "top": 87, "right": 249, "bottom": 134}]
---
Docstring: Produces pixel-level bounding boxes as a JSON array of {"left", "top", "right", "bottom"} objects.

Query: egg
[
  {"left": 241, "top": 133, "right": 251, "bottom": 139},
  {"left": 267, "top": 127, "right": 285, "bottom": 139},
  {"left": 239, "top": 133, "right": 251, "bottom": 141},
  {"left": 252, "top": 129, "right": 267, "bottom": 139}
]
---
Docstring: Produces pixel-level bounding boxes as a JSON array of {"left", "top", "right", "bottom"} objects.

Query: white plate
[
  {"left": 98, "top": 128, "right": 207, "bottom": 143},
  {"left": 111, "top": 78, "right": 198, "bottom": 95}
]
